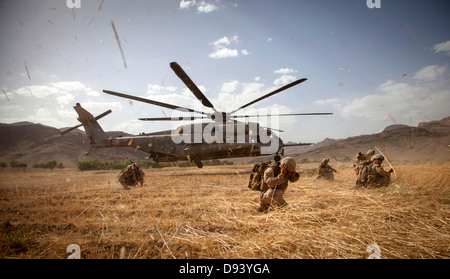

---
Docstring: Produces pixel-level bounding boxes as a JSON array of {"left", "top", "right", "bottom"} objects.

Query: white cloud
[
  {"left": 57, "top": 108, "right": 77, "bottom": 119},
  {"left": 209, "top": 48, "right": 238, "bottom": 59},
  {"left": 82, "top": 101, "right": 123, "bottom": 113},
  {"left": 180, "top": 85, "right": 207, "bottom": 97},
  {"left": 0, "top": 88, "right": 13, "bottom": 100},
  {"left": 197, "top": 2, "right": 217, "bottom": 13},
  {"left": 57, "top": 93, "right": 75, "bottom": 105},
  {"left": 214, "top": 82, "right": 265, "bottom": 112},
  {"left": 274, "top": 68, "right": 296, "bottom": 74},
  {"left": 213, "top": 35, "right": 238, "bottom": 46},
  {"left": 147, "top": 83, "right": 178, "bottom": 95},
  {"left": 179, "top": 0, "right": 195, "bottom": 9},
  {"left": 209, "top": 35, "right": 247, "bottom": 59},
  {"left": 413, "top": 65, "right": 446, "bottom": 81},
  {"left": 115, "top": 119, "right": 144, "bottom": 134},
  {"left": 340, "top": 78, "right": 450, "bottom": 124},
  {"left": 221, "top": 80, "right": 239, "bottom": 93},
  {"left": 433, "top": 40, "right": 450, "bottom": 56},
  {"left": 33, "top": 107, "right": 68, "bottom": 127},
  {"left": 313, "top": 98, "right": 339, "bottom": 105},
  {"left": 340, "top": 80, "right": 416, "bottom": 119},
  {"left": 179, "top": 0, "right": 218, "bottom": 13},
  {"left": 274, "top": 75, "right": 296, "bottom": 86},
  {"left": 13, "top": 81, "right": 100, "bottom": 98},
  {"left": 166, "top": 86, "right": 177, "bottom": 92},
  {"left": 15, "top": 84, "right": 60, "bottom": 98},
  {"left": 145, "top": 89, "right": 205, "bottom": 112},
  {"left": 241, "top": 82, "right": 265, "bottom": 97},
  {"left": 0, "top": 81, "right": 109, "bottom": 129}
]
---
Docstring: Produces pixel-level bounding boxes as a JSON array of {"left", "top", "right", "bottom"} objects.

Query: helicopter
[{"left": 62, "top": 62, "right": 332, "bottom": 168}]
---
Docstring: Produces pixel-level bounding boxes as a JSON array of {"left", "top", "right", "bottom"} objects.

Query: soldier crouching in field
[
  {"left": 353, "top": 154, "right": 392, "bottom": 189},
  {"left": 118, "top": 163, "right": 145, "bottom": 189},
  {"left": 366, "top": 154, "right": 392, "bottom": 188},
  {"left": 352, "top": 149, "right": 375, "bottom": 187},
  {"left": 258, "top": 157, "right": 300, "bottom": 212},
  {"left": 316, "top": 158, "right": 338, "bottom": 181}
]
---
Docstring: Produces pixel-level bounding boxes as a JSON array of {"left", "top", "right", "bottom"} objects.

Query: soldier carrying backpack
[
  {"left": 353, "top": 154, "right": 393, "bottom": 189},
  {"left": 248, "top": 157, "right": 300, "bottom": 212}
]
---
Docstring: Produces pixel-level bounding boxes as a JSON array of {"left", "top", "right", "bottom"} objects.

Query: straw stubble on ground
[{"left": 0, "top": 163, "right": 449, "bottom": 259}]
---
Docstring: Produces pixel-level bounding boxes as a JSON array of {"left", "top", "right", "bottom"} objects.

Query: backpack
[
  {"left": 248, "top": 161, "right": 279, "bottom": 191},
  {"left": 357, "top": 162, "right": 370, "bottom": 185}
]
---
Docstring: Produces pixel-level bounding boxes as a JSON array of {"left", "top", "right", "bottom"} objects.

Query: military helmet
[
  {"left": 281, "top": 157, "right": 297, "bottom": 172},
  {"left": 321, "top": 158, "right": 329, "bottom": 164},
  {"left": 366, "top": 149, "right": 375, "bottom": 155},
  {"left": 371, "top": 154, "right": 384, "bottom": 161}
]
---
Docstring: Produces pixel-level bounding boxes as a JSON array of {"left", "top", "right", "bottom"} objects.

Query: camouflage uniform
[
  {"left": 354, "top": 154, "right": 392, "bottom": 188},
  {"left": 118, "top": 163, "right": 145, "bottom": 189},
  {"left": 317, "top": 158, "right": 338, "bottom": 181},
  {"left": 131, "top": 163, "right": 145, "bottom": 186},
  {"left": 366, "top": 154, "right": 391, "bottom": 187},
  {"left": 353, "top": 149, "right": 375, "bottom": 187},
  {"left": 258, "top": 157, "right": 299, "bottom": 212}
]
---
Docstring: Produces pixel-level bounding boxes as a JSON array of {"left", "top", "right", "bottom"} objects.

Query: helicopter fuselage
[
  {"left": 105, "top": 121, "right": 282, "bottom": 163},
  {"left": 64, "top": 61, "right": 331, "bottom": 168}
]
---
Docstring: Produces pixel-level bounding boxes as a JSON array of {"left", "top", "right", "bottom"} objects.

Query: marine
[
  {"left": 118, "top": 163, "right": 145, "bottom": 189},
  {"left": 354, "top": 154, "right": 393, "bottom": 189},
  {"left": 316, "top": 158, "right": 338, "bottom": 181},
  {"left": 366, "top": 154, "right": 392, "bottom": 187},
  {"left": 352, "top": 149, "right": 375, "bottom": 187},
  {"left": 257, "top": 157, "right": 300, "bottom": 212}
]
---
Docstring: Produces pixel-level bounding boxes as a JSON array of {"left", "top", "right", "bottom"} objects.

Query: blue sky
[{"left": 0, "top": 0, "right": 449, "bottom": 143}]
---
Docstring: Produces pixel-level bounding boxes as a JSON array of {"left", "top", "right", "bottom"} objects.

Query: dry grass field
[{"left": 0, "top": 162, "right": 449, "bottom": 259}]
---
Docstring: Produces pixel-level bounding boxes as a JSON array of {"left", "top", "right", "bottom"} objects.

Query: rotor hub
[{"left": 211, "top": 112, "right": 230, "bottom": 123}]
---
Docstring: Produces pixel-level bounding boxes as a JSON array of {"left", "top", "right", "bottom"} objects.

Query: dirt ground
[{"left": 0, "top": 162, "right": 449, "bottom": 259}]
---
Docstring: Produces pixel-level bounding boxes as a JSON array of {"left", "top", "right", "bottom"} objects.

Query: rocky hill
[
  {"left": 0, "top": 122, "right": 148, "bottom": 168},
  {"left": 284, "top": 116, "right": 450, "bottom": 164},
  {"left": 0, "top": 116, "right": 449, "bottom": 168}
]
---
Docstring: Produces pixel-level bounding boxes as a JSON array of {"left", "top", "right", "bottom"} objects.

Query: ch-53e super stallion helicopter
[{"left": 62, "top": 62, "right": 332, "bottom": 168}]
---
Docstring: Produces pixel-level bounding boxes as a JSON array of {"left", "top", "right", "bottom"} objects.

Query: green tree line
[
  {"left": 1, "top": 160, "right": 27, "bottom": 169},
  {"left": 0, "top": 160, "right": 66, "bottom": 170},
  {"left": 32, "top": 160, "right": 64, "bottom": 170}
]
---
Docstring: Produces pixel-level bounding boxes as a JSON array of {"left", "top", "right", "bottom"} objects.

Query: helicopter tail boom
[{"left": 71, "top": 103, "right": 111, "bottom": 147}]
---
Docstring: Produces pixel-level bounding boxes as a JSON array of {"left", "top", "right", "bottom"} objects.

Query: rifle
[{"left": 375, "top": 146, "right": 397, "bottom": 179}]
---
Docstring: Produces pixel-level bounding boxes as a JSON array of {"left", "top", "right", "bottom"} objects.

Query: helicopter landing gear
[
  {"left": 194, "top": 159, "right": 203, "bottom": 168},
  {"left": 274, "top": 148, "right": 284, "bottom": 162},
  {"left": 274, "top": 154, "right": 281, "bottom": 162}
]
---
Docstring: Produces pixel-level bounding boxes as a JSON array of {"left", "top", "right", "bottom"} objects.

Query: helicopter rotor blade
[
  {"left": 60, "top": 124, "right": 83, "bottom": 135},
  {"left": 170, "top": 62, "right": 215, "bottom": 110},
  {"left": 231, "top": 112, "right": 333, "bottom": 118},
  {"left": 231, "top": 78, "right": 308, "bottom": 114},
  {"left": 265, "top": 127, "right": 284, "bottom": 132},
  {"left": 60, "top": 109, "right": 112, "bottom": 135},
  {"left": 103, "top": 90, "right": 209, "bottom": 116},
  {"left": 138, "top": 116, "right": 207, "bottom": 121}
]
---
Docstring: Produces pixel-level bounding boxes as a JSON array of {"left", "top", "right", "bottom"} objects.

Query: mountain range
[{"left": 0, "top": 116, "right": 449, "bottom": 168}]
